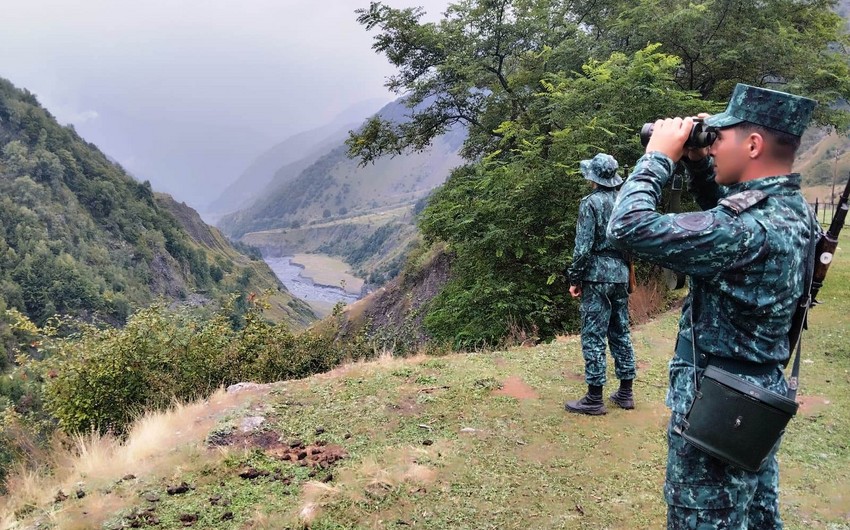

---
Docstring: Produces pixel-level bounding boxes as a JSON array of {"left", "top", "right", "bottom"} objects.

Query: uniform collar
[{"left": 726, "top": 173, "right": 801, "bottom": 195}]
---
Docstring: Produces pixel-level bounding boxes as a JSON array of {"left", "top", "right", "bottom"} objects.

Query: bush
[{"left": 40, "top": 300, "right": 372, "bottom": 434}]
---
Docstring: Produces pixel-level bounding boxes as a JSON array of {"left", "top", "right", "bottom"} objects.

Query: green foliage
[
  {"left": 16, "top": 300, "right": 372, "bottom": 435},
  {"left": 0, "top": 77, "right": 313, "bottom": 361},
  {"left": 419, "top": 47, "right": 705, "bottom": 347},
  {"left": 610, "top": 0, "right": 850, "bottom": 129},
  {"left": 0, "top": 78, "right": 272, "bottom": 332},
  {"left": 352, "top": 0, "right": 850, "bottom": 347}
]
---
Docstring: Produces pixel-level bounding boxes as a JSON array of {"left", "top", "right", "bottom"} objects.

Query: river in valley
[{"left": 264, "top": 256, "right": 360, "bottom": 307}]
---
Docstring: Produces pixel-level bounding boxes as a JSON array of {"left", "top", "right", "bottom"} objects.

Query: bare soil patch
[
  {"left": 492, "top": 376, "right": 539, "bottom": 400},
  {"left": 797, "top": 394, "right": 831, "bottom": 416},
  {"left": 209, "top": 429, "right": 347, "bottom": 469}
]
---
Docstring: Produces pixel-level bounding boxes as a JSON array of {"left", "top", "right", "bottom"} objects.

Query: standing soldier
[
  {"left": 565, "top": 153, "right": 637, "bottom": 416},
  {"left": 607, "top": 85, "right": 817, "bottom": 528}
]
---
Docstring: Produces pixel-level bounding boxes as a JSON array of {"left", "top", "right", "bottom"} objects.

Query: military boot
[
  {"left": 609, "top": 379, "right": 634, "bottom": 410},
  {"left": 565, "top": 385, "right": 607, "bottom": 415}
]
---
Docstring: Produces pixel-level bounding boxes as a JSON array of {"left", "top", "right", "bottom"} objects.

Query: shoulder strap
[
  {"left": 718, "top": 190, "right": 769, "bottom": 215},
  {"left": 786, "top": 213, "right": 819, "bottom": 400}
]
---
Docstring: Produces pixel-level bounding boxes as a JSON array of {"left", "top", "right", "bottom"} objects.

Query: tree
[{"left": 351, "top": 0, "right": 850, "bottom": 347}]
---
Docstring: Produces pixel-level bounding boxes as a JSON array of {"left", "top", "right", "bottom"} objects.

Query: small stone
[
  {"left": 209, "top": 494, "right": 222, "bottom": 505},
  {"left": 289, "top": 439, "right": 304, "bottom": 448},
  {"left": 297, "top": 450, "right": 308, "bottom": 460},
  {"left": 315, "top": 426, "right": 326, "bottom": 435},
  {"left": 322, "top": 474, "right": 334, "bottom": 483},
  {"left": 344, "top": 433, "right": 352, "bottom": 440},
  {"left": 238, "top": 467, "right": 269, "bottom": 479},
  {"left": 422, "top": 440, "right": 433, "bottom": 446},
  {"left": 460, "top": 427, "right": 478, "bottom": 434},
  {"left": 167, "top": 482, "right": 191, "bottom": 495},
  {"left": 239, "top": 416, "right": 265, "bottom": 433},
  {"left": 226, "top": 382, "right": 261, "bottom": 394},
  {"left": 144, "top": 493, "right": 161, "bottom": 503},
  {"left": 179, "top": 513, "right": 198, "bottom": 526},
  {"left": 75, "top": 489, "right": 86, "bottom": 499},
  {"left": 122, "top": 474, "right": 137, "bottom": 481},
  {"left": 221, "top": 512, "right": 234, "bottom": 521},
  {"left": 54, "top": 490, "right": 68, "bottom": 503}
]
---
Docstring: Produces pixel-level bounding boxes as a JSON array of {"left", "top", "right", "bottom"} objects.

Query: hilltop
[{"left": 4, "top": 233, "right": 847, "bottom": 530}]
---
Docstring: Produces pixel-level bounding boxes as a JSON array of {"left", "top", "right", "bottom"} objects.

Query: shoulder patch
[
  {"left": 718, "top": 190, "right": 768, "bottom": 215},
  {"left": 674, "top": 212, "right": 715, "bottom": 232}
]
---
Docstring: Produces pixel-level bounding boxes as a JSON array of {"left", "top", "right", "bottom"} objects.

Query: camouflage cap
[
  {"left": 580, "top": 153, "right": 623, "bottom": 187},
  {"left": 704, "top": 83, "right": 817, "bottom": 136}
]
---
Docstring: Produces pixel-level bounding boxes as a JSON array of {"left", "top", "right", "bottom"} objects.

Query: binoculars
[{"left": 640, "top": 118, "right": 717, "bottom": 149}]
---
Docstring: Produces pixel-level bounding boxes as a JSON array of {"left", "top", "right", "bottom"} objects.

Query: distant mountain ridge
[
  {"left": 206, "top": 99, "right": 388, "bottom": 218},
  {"left": 218, "top": 98, "right": 464, "bottom": 238}
]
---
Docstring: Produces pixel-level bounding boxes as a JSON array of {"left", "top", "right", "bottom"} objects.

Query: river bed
[{"left": 264, "top": 256, "right": 360, "bottom": 307}]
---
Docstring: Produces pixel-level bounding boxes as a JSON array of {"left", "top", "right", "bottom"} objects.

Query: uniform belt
[{"left": 674, "top": 335, "right": 780, "bottom": 377}]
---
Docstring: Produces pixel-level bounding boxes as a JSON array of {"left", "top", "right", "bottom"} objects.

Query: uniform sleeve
[
  {"left": 568, "top": 198, "right": 595, "bottom": 285},
  {"left": 681, "top": 156, "right": 728, "bottom": 210},
  {"left": 606, "top": 152, "right": 763, "bottom": 278}
]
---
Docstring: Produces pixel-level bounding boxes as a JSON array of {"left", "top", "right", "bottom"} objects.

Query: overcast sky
[{"left": 0, "top": 0, "right": 451, "bottom": 211}]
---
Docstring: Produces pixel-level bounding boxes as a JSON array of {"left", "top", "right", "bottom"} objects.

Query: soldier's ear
[{"left": 747, "top": 132, "right": 766, "bottom": 159}]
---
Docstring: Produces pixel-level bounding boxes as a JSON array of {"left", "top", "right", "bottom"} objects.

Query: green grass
[{"left": 16, "top": 235, "right": 850, "bottom": 530}]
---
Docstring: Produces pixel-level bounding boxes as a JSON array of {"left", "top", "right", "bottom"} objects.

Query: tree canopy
[{"left": 349, "top": 0, "right": 850, "bottom": 346}]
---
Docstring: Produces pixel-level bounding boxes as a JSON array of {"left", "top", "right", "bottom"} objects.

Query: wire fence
[{"left": 810, "top": 199, "right": 848, "bottom": 227}]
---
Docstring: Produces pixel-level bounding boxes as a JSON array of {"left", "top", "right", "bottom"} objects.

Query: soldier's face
[{"left": 709, "top": 128, "right": 748, "bottom": 185}]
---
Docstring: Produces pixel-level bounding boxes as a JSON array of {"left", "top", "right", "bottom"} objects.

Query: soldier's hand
[
  {"left": 645, "top": 117, "right": 694, "bottom": 162},
  {"left": 569, "top": 285, "right": 582, "bottom": 298}
]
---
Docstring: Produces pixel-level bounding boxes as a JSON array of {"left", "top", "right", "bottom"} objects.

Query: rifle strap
[{"left": 786, "top": 214, "right": 819, "bottom": 401}]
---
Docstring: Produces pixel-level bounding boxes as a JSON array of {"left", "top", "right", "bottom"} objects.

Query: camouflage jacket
[
  {"left": 607, "top": 153, "right": 815, "bottom": 377},
  {"left": 568, "top": 188, "right": 629, "bottom": 285}
]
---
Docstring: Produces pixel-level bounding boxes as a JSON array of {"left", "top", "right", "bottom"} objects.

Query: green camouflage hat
[
  {"left": 704, "top": 83, "right": 817, "bottom": 136},
  {"left": 580, "top": 153, "right": 623, "bottom": 187}
]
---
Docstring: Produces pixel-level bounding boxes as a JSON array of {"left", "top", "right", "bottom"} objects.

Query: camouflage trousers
[
  {"left": 666, "top": 412, "right": 783, "bottom": 529},
  {"left": 579, "top": 281, "right": 636, "bottom": 386}
]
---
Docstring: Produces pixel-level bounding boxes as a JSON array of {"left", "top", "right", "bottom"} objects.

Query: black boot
[
  {"left": 565, "top": 385, "right": 608, "bottom": 415},
  {"left": 609, "top": 379, "right": 635, "bottom": 410}
]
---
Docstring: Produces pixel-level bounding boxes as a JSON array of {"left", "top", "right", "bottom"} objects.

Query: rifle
[
  {"left": 811, "top": 173, "right": 850, "bottom": 303},
  {"left": 787, "top": 172, "right": 850, "bottom": 358}
]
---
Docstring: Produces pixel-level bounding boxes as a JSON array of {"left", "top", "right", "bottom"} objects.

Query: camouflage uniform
[
  {"left": 607, "top": 84, "right": 817, "bottom": 528},
  {"left": 566, "top": 154, "right": 636, "bottom": 415}
]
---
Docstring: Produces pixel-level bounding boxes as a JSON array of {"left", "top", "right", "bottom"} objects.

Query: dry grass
[{"left": 0, "top": 387, "right": 261, "bottom": 529}]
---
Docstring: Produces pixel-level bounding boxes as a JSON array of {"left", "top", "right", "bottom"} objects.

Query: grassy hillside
[
  {"left": 795, "top": 128, "right": 850, "bottom": 189},
  {"left": 0, "top": 77, "right": 314, "bottom": 336},
  {"left": 155, "top": 194, "right": 316, "bottom": 326},
  {"left": 6, "top": 232, "right": 848, "bottom": 530}
]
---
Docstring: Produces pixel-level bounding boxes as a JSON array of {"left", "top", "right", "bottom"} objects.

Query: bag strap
[
  {"left": 786, "top": 214, "right": 819, "bottom": 401},
  {"left": 688, "top": 210, "right": 818, "bottom": 400}
]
